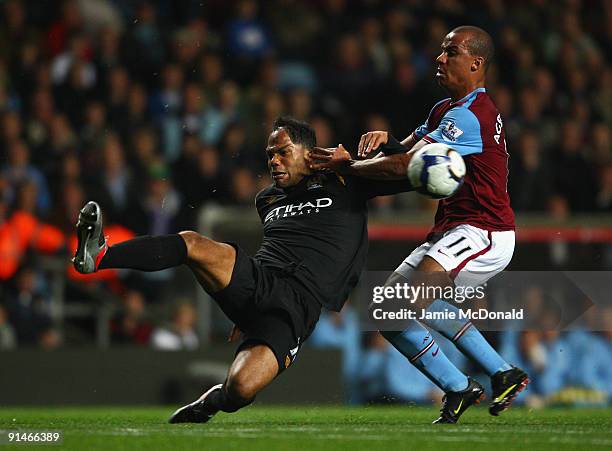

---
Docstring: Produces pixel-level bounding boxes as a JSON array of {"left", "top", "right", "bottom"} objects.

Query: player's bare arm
[{"left": 310, "top": 139, "right": 429, "bottom": 180}]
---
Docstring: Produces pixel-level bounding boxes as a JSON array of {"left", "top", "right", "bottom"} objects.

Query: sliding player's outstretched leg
[
  {"left": 169, "top": 343, "right": 278, "bottom": 424},
  {"left": 72, "top": 201, "right": 235, "bottom": 295},
  {"left": 73, "top": 201, "right": 108, "bottom": 273}
]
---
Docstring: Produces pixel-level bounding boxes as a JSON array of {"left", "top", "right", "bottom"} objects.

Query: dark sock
[
  {"left": 207, "top": 385, "right": 254, "bottom": 413},
  {"left": 98, "top": 234, "right": 187, "bottom": 271}
]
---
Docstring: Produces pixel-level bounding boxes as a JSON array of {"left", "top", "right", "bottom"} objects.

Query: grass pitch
[{"left": 1, "top": 406, "right": 610, "bottom": 450}]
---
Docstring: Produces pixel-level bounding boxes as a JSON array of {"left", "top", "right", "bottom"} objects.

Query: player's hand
[
  {"left": 308, "top": 144, "right": 353, "bottom": 172},
  {"left": 358, "top": 131, "right": 388, "bottom": 158}
]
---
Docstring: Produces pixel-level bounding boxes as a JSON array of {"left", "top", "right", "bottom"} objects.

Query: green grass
[{"left": 1, "top": 406, "right": 610, "bottom": 450}]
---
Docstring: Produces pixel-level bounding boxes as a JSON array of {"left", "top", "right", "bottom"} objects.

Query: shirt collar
[{"left": 451, "top": 87, "right": 486, "bottom": 105}]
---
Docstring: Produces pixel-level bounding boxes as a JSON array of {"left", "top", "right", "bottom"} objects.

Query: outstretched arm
[{"left": 310, "top": 138, "right": 429, "bottom": 180}]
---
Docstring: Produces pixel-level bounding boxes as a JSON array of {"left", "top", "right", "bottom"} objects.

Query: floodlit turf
[{"left": 0, "top": 406, "right": 610, "bottom": 450}]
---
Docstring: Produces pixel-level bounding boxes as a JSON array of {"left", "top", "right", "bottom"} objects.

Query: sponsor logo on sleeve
[{"left": 441, "top": 120, "right": 464, "bottom": 142}]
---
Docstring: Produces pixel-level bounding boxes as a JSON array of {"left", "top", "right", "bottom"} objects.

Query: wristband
[{"left": 381, "top": 134, "right": 407, "bottom": 155}]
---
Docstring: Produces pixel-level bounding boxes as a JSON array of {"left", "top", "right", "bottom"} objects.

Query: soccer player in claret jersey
[
  {"left": 311, "top": 26, "right": 529, "bottom": 423},
  {"left": 72, "top": 116, "right": 413, "bottom": 424}
]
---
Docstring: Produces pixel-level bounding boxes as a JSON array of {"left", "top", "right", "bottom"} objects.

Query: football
[{"left": 407, "top": 143, "right": 466, "bottom": 199}]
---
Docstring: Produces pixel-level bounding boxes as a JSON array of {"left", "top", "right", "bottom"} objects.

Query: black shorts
[{"left": 211, "top": 244, "right": 321, "bottom": 373}]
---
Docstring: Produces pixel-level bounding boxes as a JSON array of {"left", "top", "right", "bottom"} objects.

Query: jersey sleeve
[
  {"left": 413, "top": 118, "right": 430, "bottom": 140},
  {"left": 423, "top": 108, "right": 483, "bottom": 156}
]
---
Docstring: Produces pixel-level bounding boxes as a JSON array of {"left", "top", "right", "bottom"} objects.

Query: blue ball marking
[{"left": 420, "top": 154, "right": 451, "bottom": 193}]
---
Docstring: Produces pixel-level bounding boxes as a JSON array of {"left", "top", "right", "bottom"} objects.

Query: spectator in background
[
  {"left": 95, "top": 26, "right": 123, "bottom": 79},
  {"left": 46, "top": 0, "right": 84, "bottom": 57},
  {"left": 383, "top": 59, "right": 420, "bottom": 133},
  {"left": 161, "top": 82, "right": 205, "bottom": 162},
  {"left": 105, "top": 66, "right": 131, "bottom": 132},
  {"left": 129, "top": 127, "right": 160, "bottom": 181},
  {"left": 38, "top": 327, "right": 62, "bottom": 350},
  {"left": 1, "top": 111, "right": 23, "bottom": 147},
  {"left": 201, "top": 80, "right": 243, "bottom": 146},
  {"left": 171, "top": 23, "right": 205, "bottom": 70},
  {"left": 124, "top": 0, "right": 165, "bottom": 86},
  {"left": 53, "top": 35, "right": 97, "bottom": 128},
  {"left": 510, "top": 130, "right": 554, "bottom": 211},
  {"left": 1, "top": 140, "right": 51, "bottom": 216},
  {"left": 0, "top": 304, "right": 17, "bottom": 350},
  {"left": 173, "top": 143, "right": 226, "bottom": 210},
  {"left": 110, "top": 290, "right": 153, "bottom": 346},
  {"left": 0, "top": 181, "right": 64, "bottom": 280},
  {"left": 51, "top": 32, "right": 95, "bottom": 87},
  {"left": 597, "top": 164, "right": 612, "bottom": 212},
  {"left": 129, "top": 164, "right": 184, "bottom": 236},
  {"left": 25, "top": 88, "right": 56, "bottom": 152},
  {"left": 226, "top": 0, "right": 274, "bottom": 62},
  {"left": 218, "top": 121, "right": 261, "bottom": 173},
  {"left": 589, "top": 123, "right": 611, "bottom": 167},
  {"left": 229, "top": 166, "right": 258, "bottom": 206},
  {"left": 119, "top": 82, "right": 150, "bottom": 139},
  {"left": 87, "top": 133, "right": 138, "bottom": 224},
  {"left": 325, "top": 33, "right": 377, "bottom": 118},
  {"left": 4, "top": 266, "right": 52, "bottom": 345},
  {"left": 267, "top": 0, "right": 321, "bottom": 59},
  {"left": 150, "top": 63, "right": 184, "bottom": 122},
  {"left": 553, "top": 120, "right": 599, "bottom": 212},
  {"left": 151, "top": 302, "right": 199, "bottom": 351},
  {"left": 310, "top": 116, "right": 333, "bottom": 149},
  {"left": 287, "top": 88, "right": 313, "bottom": 122},
  {"left": 45, "top": 114, "right": 78, "bottom": 189},
  {"left": 199, "top": 53, "right": 225, "bottom": 104},
  {"left": 49, "top": 179, "right": 84, "bottom": 233},
  {"left": 80, "top": 101, "right": 107, "bottom": 152}
]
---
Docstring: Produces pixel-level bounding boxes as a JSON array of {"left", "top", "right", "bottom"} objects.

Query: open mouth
[{"left": 272, "top": 171, "right": 287, "bottom": 180}]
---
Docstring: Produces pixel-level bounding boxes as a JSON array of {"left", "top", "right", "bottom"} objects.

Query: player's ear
[{"left": 472, "top": 56, "right": 484, "bottom": 72}]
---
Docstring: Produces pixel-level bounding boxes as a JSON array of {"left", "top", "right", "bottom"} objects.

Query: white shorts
[{"left": 395, "top": 224, "right": 515, "bottom": 287}]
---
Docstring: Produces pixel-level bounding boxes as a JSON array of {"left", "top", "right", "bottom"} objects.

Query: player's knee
[
  {"left": 225, "top": 372, "right": 258, "bottom": 408},
  {"left": 179, "top": 230, "right": 217, "bottom": 263},
  {"left": 178, "top": 230, "right": 202, "bottom": 255}
]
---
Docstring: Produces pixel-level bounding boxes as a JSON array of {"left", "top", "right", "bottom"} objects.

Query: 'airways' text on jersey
[{"left": 264, "top": 197, "right": 333, "bottom": 223}]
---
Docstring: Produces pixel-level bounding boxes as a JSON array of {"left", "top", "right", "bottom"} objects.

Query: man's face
[
  {"left": 435, "top": 32, "right": 477, "bottom": 91},
  {"left": 266, "top": 128, "right": 310, "bottom": 188}
]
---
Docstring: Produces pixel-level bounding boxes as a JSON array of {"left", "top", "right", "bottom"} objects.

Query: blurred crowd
[{"left": 0, "top": 0, "right": 610, "bottom": 352}]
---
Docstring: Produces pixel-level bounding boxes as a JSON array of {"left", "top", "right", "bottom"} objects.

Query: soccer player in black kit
[{"left": 72, "top": 116, "right": 411, "bottom": 423}]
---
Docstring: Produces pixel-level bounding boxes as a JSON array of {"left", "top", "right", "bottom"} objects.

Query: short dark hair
[
  {"left": 272, "top": 116, "right": 316, "bottom": 150},
  {"left": 451, "top": 26, "right": 495, "bottom": 70}
]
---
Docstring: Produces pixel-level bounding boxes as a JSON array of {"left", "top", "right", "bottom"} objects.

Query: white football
[{"left": 407, "top": 143, "right": 466, "bottom": 199}]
